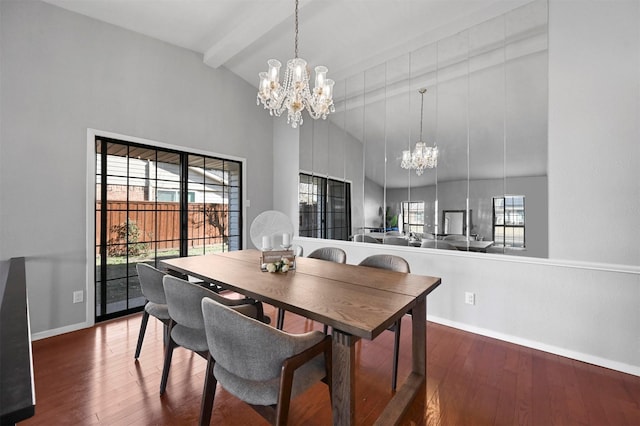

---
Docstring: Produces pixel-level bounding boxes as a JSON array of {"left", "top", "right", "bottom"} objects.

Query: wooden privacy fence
[{"left": 96, "top": 201, "right": 228, "bottom": 253}]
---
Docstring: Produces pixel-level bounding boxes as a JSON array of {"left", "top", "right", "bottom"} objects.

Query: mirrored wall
[{"left": 299, "top": 0, "right": 548, "bottom": 258}]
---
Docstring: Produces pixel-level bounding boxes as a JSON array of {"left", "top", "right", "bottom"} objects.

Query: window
[
  {"left": 402, "top": 201, "right": 425, "bottom": 234},
  {"left": 299, "top": 173, "right": 351, "bottom": 240},
  {"left": 493, "top": 196, "right": 525, "bottom": 248},
  {"left": 95, "top": 137, "right": 242, "bottom": 321}
]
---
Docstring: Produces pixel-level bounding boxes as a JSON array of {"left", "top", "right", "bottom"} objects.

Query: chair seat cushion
[
  {"left": 145, "top": 302, "right": 170, "bottom": 320},
  {"left": 213, "top": 354, "right": 326, "bottom": 406},
  {"left": 171, "top": 323, "right": 208, "bottom": 352}
]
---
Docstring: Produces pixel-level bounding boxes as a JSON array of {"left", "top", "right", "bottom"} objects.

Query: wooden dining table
[{"left": 161, "top": 249, "right": 442, "bottom": 425}]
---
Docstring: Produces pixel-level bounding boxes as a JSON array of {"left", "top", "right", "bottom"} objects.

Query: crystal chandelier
[
  {"left": 256, "top": 0, "right": 335, "bottom": 128},
  {"left": 401, "top": 88, "right": 438, "bottom": 175}
]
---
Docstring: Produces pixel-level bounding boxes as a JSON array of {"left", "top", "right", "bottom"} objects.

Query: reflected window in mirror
[
  {"left": 493, "top": 196, "right": 525, "bottom": 248},
  {"left": 299, "top": 173, "right": 352, "bottom": 240},
  {"left": 402, "top": 201, "right": 425, "bottom": 235}
]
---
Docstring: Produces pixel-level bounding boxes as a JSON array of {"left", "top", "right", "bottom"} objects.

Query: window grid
[
  {"left": 299, "top": 173, "right": 351, "bottom": 240},
  {"left": 492, "top": 196, "right": 525, "bottom": 248},
  {"left": 402, "top": 201, "right": 425, "bottom": 234},
  {"left": 95, "top": 137, "right": 242, "bottom": 322}
]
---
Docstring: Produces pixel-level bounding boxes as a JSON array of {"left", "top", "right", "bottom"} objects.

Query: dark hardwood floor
[{"left": 21, "top": 304, "right": 640, "bottom": 425}]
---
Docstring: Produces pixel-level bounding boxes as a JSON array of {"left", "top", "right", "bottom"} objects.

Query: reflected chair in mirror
[
  {"left": 382, "top": 236, "right": 409, "bottom": 246},
  {"left": 443, "top": 234, "right": 467, "bottom": 241},
  {"left": 358, "top": 254, "right": 410, "bottom": 391},
  {"left": 276, "top": 247, "right": 347, "bottom": 332},
  {"left": 353, "top": 234, "right": 380, "bottom": 243},
  {"left": 160, "top": 275, "right": 268, "bottom": 395},
  {"left": 420, "top": 240, "right": 458, "bottom": 250},
  {"left": 135, "top": 263, "right": 171, "bottom": 359},
  {"left": 486, "top": 246, "right": 505, "bottom": 254},
  {"left": 385, "top": 230, "right": 403, "bottom": 237},
  {"left": 200, "top": 298, "right": 332, "bottom": 426}
]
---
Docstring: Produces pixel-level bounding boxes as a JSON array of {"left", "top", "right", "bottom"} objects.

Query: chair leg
[
  {"left": 163, "top": 322, "right": 169, "bottom": 347},
  {"left": 199, "top": 356, "right": 217, "bottom": 426},
  {"left": 277, "top": 308, "right": 285, "bottom": 330},
  {"left": 392, "top": 319, "right": 401, "bottom": 392},
  {"left": 323, "top": 324, "right": 329, "bottom": 335},
  {"left": 160, "top": 323, "right": 176, "bottom": 395},
  {"left": 134, "top": 310, "right": 150, "bottom": 359}
]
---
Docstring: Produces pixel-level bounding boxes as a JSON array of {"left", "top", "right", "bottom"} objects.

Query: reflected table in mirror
[
  {"left": 445, "top": 240, "right": 494, "bottom": 252},
  {"left": 410, "top": 239, "right": 494, "bottom": 252}
]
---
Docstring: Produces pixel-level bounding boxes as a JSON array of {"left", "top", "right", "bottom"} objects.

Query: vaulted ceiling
[
  {"left": 42, "top": 0, "right": 533, "bottom": 87},
  {"left": 42, "top": 0, "right": 547, "bottom": 187}
]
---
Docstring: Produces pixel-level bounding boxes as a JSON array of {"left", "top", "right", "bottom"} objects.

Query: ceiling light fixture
[
  {"left": 401, "top": 88, "right": 438, "bottom": 175},
  {"left": 256, "top": 0, "right": 334, "bottom": 128}
]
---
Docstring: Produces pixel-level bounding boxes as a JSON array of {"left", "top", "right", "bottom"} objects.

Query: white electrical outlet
[
  {"left": 73, "top": 290, "right": 84, "bottom": 304},
  {"left": 465, "top": 292, "right": 475, "bottom": 305}
]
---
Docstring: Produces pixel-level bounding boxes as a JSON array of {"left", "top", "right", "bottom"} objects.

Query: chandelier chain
[
  {"left": 419, "top": 88, "right": 425, "bottom": 141},
  {"left": 294, "top": 0, "right": 299, "bottom": 58}
]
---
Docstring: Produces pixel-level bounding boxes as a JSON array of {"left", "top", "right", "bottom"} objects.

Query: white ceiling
[{"left": 41, "top": 0, "right": 547, "bottom": 187}]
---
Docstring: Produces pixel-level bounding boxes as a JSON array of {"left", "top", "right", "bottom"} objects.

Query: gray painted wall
[{"left": 0, "top": 0, "right": 273, "bottom": 334}]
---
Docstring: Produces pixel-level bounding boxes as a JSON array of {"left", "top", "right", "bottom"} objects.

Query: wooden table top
[{"left": 162, "top": 250, "right": 441, "bottom": 340}]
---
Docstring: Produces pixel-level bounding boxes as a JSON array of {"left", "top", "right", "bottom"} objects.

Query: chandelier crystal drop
[
  {"left": 401, "top": 88, "right": 438, "bottom": 175},
  {"left": 256, "top": 0, "right": 334, "bottom": 128}
]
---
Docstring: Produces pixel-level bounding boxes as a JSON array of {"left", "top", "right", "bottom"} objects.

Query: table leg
[
  {"left": 373, "top": 297, "right": 427, "bottom": 425},
  {"left": 411, "top": 297, "right": 426, "bottom": 375},
  {"left": 331, "top": 329, "right": 357, "bottom": 426}
]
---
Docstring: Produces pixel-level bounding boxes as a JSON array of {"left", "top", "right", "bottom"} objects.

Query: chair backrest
[
  {"left": 163, "top": 275, "right": 216, "bottom": 330},
  {"left": 382, "top": 236, "right": 409, "bottom": 246},
  {"left": 136, "top": 263, "right": 167, "bottom": 304},
  {"left": 308, "top": 247, "right": 347, "bottom": 263},
  {"left": 353, "top": 234, "right": 380, "bottom": 243},
  {"left": 201, "top": 298, "right": 326, "bottom": 382},
  {"left": 358, "top": 254, "right": 410, "bottom": 273},
  {"left": 164, "top": 275, "right": 265, "bottom": 329},
  {"left": 420, "top": 240, "right": 458, "bottom": 250}
]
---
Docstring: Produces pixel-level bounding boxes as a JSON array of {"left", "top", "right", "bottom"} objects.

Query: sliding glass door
[{"left": 95, "top": 137, "right": 242, "bottom": 321}]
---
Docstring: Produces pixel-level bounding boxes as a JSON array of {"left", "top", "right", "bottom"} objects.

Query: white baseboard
[
  {"left": 31, "top": 321, "right": 91, "bottom": 341},
  {"left": 427, "top": 315, "right": 640, "bottom": 377}
]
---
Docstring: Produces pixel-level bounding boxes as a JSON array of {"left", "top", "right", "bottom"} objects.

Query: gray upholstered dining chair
[
  {"left": 276, "top": 247, "right": 347, "bottom": 331},
  {"left": 307, "top": 247, "right": 347, "bottom": 263},
  {"left": 382, "top": 236, "right": 409, "bottom": 246},
  {"left": 160, "top": 275, "right": 268, "bottom": 395},
  {"left": 199, "top": 297, "right": 332, "bottom": 426},
  {"left": 135, "top": 263, "right": 171, "bottom": 359},
  {"left": 353, "top": 234, "right": 380, "bottom": 243},
  {"left": 385, "top": 230, "right": 403, "bottom": 237},
  {"left": 358, "top": 254, "right": 410, "bottom": 391}
]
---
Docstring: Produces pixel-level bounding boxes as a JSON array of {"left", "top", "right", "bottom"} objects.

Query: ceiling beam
[{"left": 203, "top": 0, "right": 312, "bottom": 69}]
